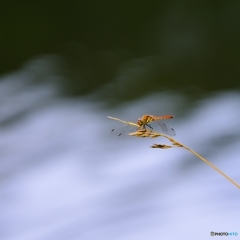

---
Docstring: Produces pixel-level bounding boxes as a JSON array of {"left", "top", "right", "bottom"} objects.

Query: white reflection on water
[{"left": 0, "top": 74, "right": 240, "bottom": 240}]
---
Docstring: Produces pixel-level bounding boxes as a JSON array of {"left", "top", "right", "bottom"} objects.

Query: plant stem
[{"left": 108, "top": 116, "right": 240, "bottom": 189}]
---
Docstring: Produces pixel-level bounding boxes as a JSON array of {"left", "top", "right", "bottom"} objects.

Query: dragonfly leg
[
  {"left": 138, "top": 125, "right": 146, "bottom": 132},
  {"left": 146, "top": 123, "right": 153, "bottom": 130},
  {"left": 145, "top": 123, "right": 153, "bottom": 137}
]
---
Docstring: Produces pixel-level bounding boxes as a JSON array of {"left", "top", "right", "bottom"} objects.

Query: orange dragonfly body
[
  {"left": 137, "top": 114, "right": 175, "bottom": 136},
  {"left": 111, "top": 114, "right": 175, "bottom": 137}
]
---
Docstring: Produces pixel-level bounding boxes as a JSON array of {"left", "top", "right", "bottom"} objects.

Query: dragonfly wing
[
  {"left": 157, "top": 121, "right": 176, "bottom": 136},
  {"left": 110, "top": 125, "right": 139, "bottom": 138}
]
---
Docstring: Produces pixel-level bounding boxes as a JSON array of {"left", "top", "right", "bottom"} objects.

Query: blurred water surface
[{"left": 0, "top": 59, "right": 240, "bottom": 240}]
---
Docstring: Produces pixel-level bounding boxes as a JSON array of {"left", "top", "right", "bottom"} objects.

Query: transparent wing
[
  {"left": 110, "top": 124, "right": 139, "bottom": 138},
  {"left": 157, "top": 121, "right": 176, "bottom": 136}
]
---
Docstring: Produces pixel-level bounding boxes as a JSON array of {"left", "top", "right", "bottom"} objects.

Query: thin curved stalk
[{"left": 108, "top": 116, "right": 240, "bottom": 189}]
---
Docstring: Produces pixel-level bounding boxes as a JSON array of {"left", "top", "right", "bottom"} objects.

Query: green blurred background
[{"left": 1, "top": 1, "right": 240, "bottom": 101}]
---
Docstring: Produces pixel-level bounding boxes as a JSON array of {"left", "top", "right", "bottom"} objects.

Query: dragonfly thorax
[{"left": 137, "top": 119, "right": 153, "bottom": 131}]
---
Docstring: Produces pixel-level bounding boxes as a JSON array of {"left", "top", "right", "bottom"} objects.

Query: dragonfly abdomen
[{"left": 140, "top": 114, "right": 174, "bottom": 124}]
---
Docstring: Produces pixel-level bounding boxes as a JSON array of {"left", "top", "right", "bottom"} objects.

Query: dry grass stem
[
  {"left": 129, "top": 129, "right": 161, "bottom": 138},
  {"left": 107, "top": 116, "right": 139, "bottom": 128},
  {"left": 108, "top": 116, "right": 240, "bottom": 189}
]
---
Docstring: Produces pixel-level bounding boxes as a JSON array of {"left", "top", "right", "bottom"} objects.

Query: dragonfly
[
  {"left": 110, "top": 114, "right": 176, "bottom": 137},
  {"left": 137, "top": 114, "right": 176, "bottom": 136}
]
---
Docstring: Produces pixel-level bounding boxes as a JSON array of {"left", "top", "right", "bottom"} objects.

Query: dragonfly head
[{"left": 137, "top": 119, "right": 143, "bottom": 126}]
